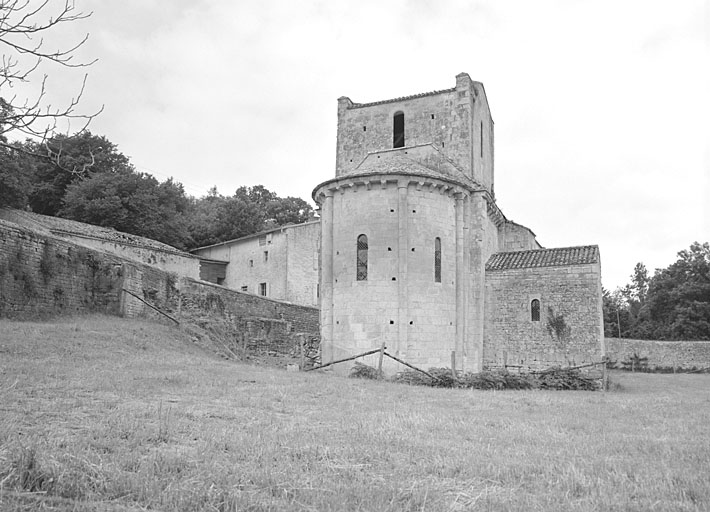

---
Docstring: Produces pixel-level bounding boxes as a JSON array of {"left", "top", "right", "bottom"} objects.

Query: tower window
[
  {"left": 356, "top": 234, "right": 368, "bottom": 281},
  {"left": 480, "top": 121, "right": 483, "bottom": 158},
  {"left": 434, "top": 237, "right": 441, "bottom": 283},
  {"left": 393, "top": 111, "right": 405, "bottom": 148},
  {"left": 531, "top": 299, "right": 540, "bottom": 322},
  {"left": 259, "top": 282, "right": 267, "bottom": 296}
]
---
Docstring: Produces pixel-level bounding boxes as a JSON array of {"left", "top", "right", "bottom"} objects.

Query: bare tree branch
[{"left": 0, "top": 0, "right": 101, "bottom": 153}]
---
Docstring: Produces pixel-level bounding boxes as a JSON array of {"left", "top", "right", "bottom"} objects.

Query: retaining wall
[{"left": 0, "top": 219, "right": 125, "bottom": 317}]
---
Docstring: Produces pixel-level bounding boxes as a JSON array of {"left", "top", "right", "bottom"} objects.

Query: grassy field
[{"left": 0, "top": 316, "right": 708, "bottom": 511}]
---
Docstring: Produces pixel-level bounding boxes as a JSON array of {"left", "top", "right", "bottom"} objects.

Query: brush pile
[
  {"left": 392, "top": 367, "right": 602, "bottom": 391},
  {"left": 349, "top": 362, "right": 383, "bottom": 380}
]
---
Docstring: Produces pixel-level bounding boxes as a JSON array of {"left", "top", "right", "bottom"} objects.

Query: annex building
[
  {"left": 191, "top": 221, "right": 320, "bottom": 307},
  {"left": 312, "top": 73, "right": 604, "bottom": 374}
]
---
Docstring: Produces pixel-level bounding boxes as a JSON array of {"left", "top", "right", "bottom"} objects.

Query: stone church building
[{"left": 312, "top": 73, "right": 604, "bottom": 374}]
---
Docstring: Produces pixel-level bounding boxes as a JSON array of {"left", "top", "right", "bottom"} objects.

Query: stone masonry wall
[
  {"left": 62, "top": 234, "right": 200, "bottom": 279},
  {"left": 335, "top": 74, "right": 494, "bottom": 191},
  {"left": 484, "top": 262, "right": 604, "bottom": 371},
  {"left": 194, "top": 231, "right": 288, "bottom": 300},
  {"left": 285, "top": 221, "right": 320, "bottom": 307},
  {"left": 178, "top": 278, "right": 319, "bottom": 335},
  {"left": 500, "top": 222, "right": 541, "bottom": 252},
  {"left": 605, "top": 338, "right": 710, "bottom": 370},
  {"left": 0, "top": 219, "right": 124, "bottom": 317},
  {"left": 325, "top": 181, "right": 460, "bottom": 373}
]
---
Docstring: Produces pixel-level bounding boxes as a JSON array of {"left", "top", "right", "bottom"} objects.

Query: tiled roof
[
  {"left": 348, "top": 88, "right": 456, "bottom": 109},
  {"left": 486, "top": 245, "right": 599, "bottom": 271}
]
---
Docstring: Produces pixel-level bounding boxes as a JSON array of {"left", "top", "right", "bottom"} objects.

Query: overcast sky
[{"left": 11, "top": 0, "right": 709, "bottom": 290}]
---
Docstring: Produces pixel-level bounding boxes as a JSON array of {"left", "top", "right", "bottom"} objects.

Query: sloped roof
[
  {"left": 486, "top": 245, "right": 599, "bottom": 271},
  {"left": 333, "top": 144, "right": 482, "bottom": 191},
  {"left": 0, "top": 208, "right": 194, "bottom": 257}
]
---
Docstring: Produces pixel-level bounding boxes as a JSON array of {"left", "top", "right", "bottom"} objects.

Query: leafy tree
[
  {"left": 187, "top": 186, "right": 314, "bottom": 249},
  {"left": 266, "top": 196, "right": 313, "bottom": 226},
  {"left": 28, "top": 131, "right": 132, "bottom": 215},
  {"left": 187, "top": 190, "right": 265, "bottom": 249},
  {"left": 0, "top": 131, "right": 36, "bottom": 208},
  {"left": 642, "top": 242, "right": 710, "bottom": 340},
  {"left": 602, "top": 288, "right": 630, "bottom": 338},
  {"left": 606, "top": 243, "right": 710, "bottom": 340},
  {"left": 60, "top": 171, "right": 192, "bottom": 249},
  {"left": 235, "top": 185, "right": 276, "bottom": 206},
  {"left": 617, "top": 262, "right": 651, "bottom": 337}
]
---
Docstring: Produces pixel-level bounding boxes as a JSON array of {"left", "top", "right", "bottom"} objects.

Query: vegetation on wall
[
  {"left": 546, "top": 307, "right": 571, "bottom": 344},
  {"left": 604, "top": 242, "right": 710, "bottom": 340}
]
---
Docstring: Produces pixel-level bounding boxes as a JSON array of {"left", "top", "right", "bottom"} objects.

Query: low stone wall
[
  {"left": 176, "top": 279, "right": 319, "bottom": 364},
  {"left": 179, "top": 278, "right": 318, "bottom": 334},
  {"left": 606, "top": 338, "right": 710, "bottom": 370}
]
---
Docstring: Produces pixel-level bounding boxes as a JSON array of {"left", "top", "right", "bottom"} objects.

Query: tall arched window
[
  {"left": 356, "top": 234, "right": 368, "bottom": 281},
  {"left": 531, "top": 299, "right": 540, "bottom": 322},
  {"left": 393, "top": 111, "right": 405, "bottom": 148},
  {"left": 434, "top": 237, "right": 441, "bottom": 283}
]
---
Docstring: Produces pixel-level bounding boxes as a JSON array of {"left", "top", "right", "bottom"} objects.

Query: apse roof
[{"left": 336, "top": 144, "right": 482, "bottom": 190}]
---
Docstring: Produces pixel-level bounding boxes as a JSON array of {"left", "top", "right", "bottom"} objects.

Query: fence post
[
  {"left": 377, "top": 342, "right": 385, "bottom": 378},
  {"left": 299, "top": 334, "right": 306, "bottom": 370}
]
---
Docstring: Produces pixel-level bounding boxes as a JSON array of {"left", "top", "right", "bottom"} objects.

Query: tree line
[
  {"left": 603, "top": 242, "right": 710, "bottom": 341},
  {"left": 0, "top": 130, "right": 313, "bottom": 250}
]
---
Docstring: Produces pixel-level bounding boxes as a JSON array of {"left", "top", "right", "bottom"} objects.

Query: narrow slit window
[
  {"left": 434, "top": 237, "right": 441, "bottom": 283},
  {"left": 356, "top": 234, "right": 368, "bottom": 281},
  {"left": 480, "top": 121, "right": 483, "bottom": 158},
  {"left": 531, "top": 299, "right": 540, "bottom": 322},
  {"left": 393, "top": 111, "right": 405, "bottom": 148}
]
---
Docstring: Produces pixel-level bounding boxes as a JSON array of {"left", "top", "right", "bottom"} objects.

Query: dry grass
[{"left": 0, "top": 315, "right": 708, "bottom": 511}]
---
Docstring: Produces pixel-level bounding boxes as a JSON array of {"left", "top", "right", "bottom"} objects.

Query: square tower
[{"left": 335, "top": 73, "right": 495, "bottom": 194}]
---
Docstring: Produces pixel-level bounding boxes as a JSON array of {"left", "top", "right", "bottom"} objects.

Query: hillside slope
[{"left": 0, "top": 315, "right": 709, "bottom": 511}]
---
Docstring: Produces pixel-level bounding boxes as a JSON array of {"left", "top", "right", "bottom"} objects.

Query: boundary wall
[{"left": 606, "top": 338, "right": 710, "bottom": 370}]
